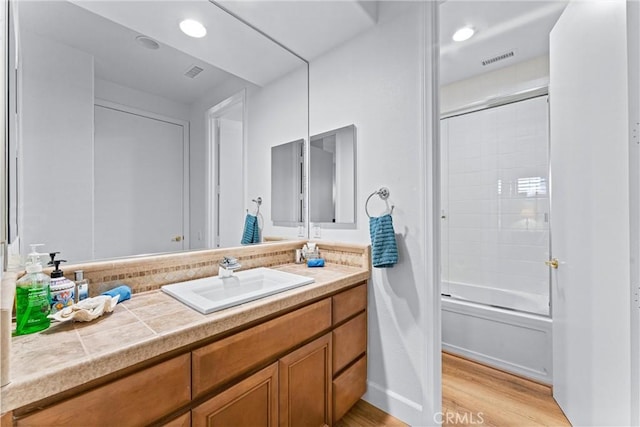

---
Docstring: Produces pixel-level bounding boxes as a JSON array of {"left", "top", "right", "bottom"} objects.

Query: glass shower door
[{"left": 440, "top": 95, "right": 550, "bottom": 316}]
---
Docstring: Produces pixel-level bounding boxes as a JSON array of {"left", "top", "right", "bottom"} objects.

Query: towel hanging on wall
[
  {"left": 369, "top": 214, "right": 398, "bottom": 268},
  {"left": 241, "top": 214, "right": 260, "bottom": 245}
]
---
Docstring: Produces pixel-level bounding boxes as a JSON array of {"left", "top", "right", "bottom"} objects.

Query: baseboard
[
  {"left": 363, "top": 380, "right": 423, "bottom": 425},
  {"left": 442, "top": 342, "right": 551, "bottom": 384}
]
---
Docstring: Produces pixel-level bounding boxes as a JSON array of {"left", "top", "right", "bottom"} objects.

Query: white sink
[{"left": 161, "top": 267, "right": 315, "bottom": 314}]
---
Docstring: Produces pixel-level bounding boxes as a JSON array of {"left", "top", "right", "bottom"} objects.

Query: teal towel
[
  {"left": 307, "top": 258, "right": 325, "bottom": 267},
  {"left": 369, "top": 214, "right": 398, "bottom": 268},
  {"left": 101, "top": 285, "right": 131, "bottom": 303},
  {"left": 241, "top": 214, "right": 260, "bottom": 245}
]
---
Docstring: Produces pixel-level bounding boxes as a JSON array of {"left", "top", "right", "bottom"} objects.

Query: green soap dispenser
[{"left": 15, "top": 244, "right": 51, "bottom": 335}]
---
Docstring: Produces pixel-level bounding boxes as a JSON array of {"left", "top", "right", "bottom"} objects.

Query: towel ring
[
  {"left": 365, "top": 187, "right": 395, "bottom": 218},
  {"left": 247, "top": 197, "right": 262, "bottom": 215}
]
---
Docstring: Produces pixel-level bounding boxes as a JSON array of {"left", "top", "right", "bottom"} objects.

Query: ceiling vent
[
  {"left": 481, "top": 50, "right": 515, "bottom": 67},
  {"left": 184, "top": 65, "right": 204, "bottom": 79}
]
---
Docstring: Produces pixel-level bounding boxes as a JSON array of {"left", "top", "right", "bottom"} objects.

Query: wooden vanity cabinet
[
  {"left": 279, "top": 334, "right": 332, "bottom": 427},
  {"left": 192, "top": 363, "right": 279, "bottom": 427},
  {"left": 192, "top": 299, "right": 331, "bottom": 399},
  {"left": 331, "top": 283, "right": 368, "bottom": 423},
  {"left": 15, "top": 354, "right": 191, "bottom": 427},
  {"left": 12, "top": 283, "right": 368, "bottom": 427}
]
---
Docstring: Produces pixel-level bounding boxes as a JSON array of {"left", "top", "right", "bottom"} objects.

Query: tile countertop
[{"left": 1, "top": 263, "right": 369, "bottom": 414}]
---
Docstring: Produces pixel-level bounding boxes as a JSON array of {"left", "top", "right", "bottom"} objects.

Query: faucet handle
[{"left": 220, "top": 256, "right": 239, "bottom": 267}]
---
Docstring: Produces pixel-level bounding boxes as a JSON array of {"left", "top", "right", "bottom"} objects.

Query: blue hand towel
[
  {"left": 307, "top": 258, "right": 325, "bottom": 267},
  {"left": 241, "top": 214, "right": 260, "bottom": 245},
  {"left": 369, "top": 214, "right": 398, "bottom": 268},
  {"left": 102, "top": 285, "right": 131, "bottom": 303}
]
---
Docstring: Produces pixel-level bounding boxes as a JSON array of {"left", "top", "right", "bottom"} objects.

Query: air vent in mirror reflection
[{"left": 481, "top": 50, "right": 515, "bottom": 67}]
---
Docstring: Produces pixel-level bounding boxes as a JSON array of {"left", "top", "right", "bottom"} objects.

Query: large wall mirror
[
  {"left": 6, "top": 0, "right": 308, "bottom": 263},
  {"left": 309, "top": 125, "right": 357, "bottom": 227}
]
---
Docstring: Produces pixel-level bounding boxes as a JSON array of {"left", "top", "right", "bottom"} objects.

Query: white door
[
  {"left": 94, "top": 104, "right": 187, "bottom": 259},
  {"left": 549, "top": 1, "right": 631, "bottom": 425}
]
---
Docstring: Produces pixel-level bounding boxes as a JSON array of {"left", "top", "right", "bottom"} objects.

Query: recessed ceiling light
[
  {"left": 135, "top": 35, "right": 160, "bottom": 50},
  {"left": 179, "top": 19, "right": 207, "bottom": 38},
  {"left": 452, "top": 26, "right": 475, "bottom": 42}
]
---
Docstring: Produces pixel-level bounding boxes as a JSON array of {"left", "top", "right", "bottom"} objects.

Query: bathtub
[{"left": 442, "top": 282, "right": 552, "bottom": 384}]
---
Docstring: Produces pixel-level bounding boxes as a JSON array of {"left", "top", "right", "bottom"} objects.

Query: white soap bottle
[{"left": 48, "top": 252, "right": 75, "bottom": 314}]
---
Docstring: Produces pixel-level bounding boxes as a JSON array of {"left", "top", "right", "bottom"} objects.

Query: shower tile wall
[{"left": 441, "top": 96, "right": 550, "bottom": 314}]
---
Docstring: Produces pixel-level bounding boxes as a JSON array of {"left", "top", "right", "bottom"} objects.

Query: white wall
[
  {"left": 441, "top": 55, "right": 549, "bottom": 114},
  {"left": 94, "top": 78, "right": 190, "bottom": 121},
  {"left": 246, "top": 65, "right": 308, "bottom": 240},
  {"left": 309, "top": 2, "right": 436, "bottom": 423},
  {"left": 19, "top": 30, "right": 94, "bottom": 262}
]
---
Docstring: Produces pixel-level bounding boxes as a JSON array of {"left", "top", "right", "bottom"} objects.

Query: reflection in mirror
[
  {"left": 309, "top": 125, "right": 356, "bottom": 226},
  {"left": 7, "top": 0, "right": 308, "bottom": 262},
  {"left": 271, "top": 140, "right": 304, "bottom": 226}
]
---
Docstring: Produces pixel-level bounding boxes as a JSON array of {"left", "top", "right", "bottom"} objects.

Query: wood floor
[
  {"left": 335, "top": 399, "right": 408, "bottom": 427},
  {"left": 337, "top": 353, "right": 571, "bottom": 426},
  {"left": 442, "top": 352, "right": 570, "bottom": 426}
]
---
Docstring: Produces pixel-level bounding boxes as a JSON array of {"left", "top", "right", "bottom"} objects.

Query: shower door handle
[{"left": 545, "top": 258, "right": 559, "bottom": 269}]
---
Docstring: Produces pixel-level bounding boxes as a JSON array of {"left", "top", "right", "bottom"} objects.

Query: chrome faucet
[{"left": 219, "top": 256, "right": 241, "bottom": 278}]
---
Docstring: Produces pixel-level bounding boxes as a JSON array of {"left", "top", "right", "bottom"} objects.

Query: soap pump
[
  {"left": 15, "top": 244, "right": 51, "bottom": 335},
  {"left": 48, "top": 252, "right": 75, "bottom": 314}
]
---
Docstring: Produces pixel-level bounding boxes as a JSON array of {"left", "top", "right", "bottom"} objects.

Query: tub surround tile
[{"left": 1, "top": 242, "right": 370, "bottom": 414}]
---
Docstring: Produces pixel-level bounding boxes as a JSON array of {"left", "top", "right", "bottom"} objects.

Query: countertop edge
[{"left": 1, "top": 267, "right": 369, "bottom": 414}]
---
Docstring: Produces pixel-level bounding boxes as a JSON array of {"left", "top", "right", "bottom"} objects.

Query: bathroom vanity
[{"left": 0, "top": 241, "right": 370, "bottom": 426}]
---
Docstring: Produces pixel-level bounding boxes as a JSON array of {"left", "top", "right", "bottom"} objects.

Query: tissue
[{"left": 48, "top": 295, "right": 119, "bottom": 323}]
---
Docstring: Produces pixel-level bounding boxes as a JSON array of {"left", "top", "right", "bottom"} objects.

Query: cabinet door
[
  {"left": 279, "top": 334, "right": 332, "bottom": 427},
  {"left": 192, "top": 362, "right": 278, "bottom": 427},
  {"left": 16, "top": 354, "right": 191, "bottom": 427}
]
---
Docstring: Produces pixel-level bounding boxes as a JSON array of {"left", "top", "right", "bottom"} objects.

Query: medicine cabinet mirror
[
  {"left": 271, "top": 139, "right": 304, "bottom": 226},
  {"left": 309, "top": 125, "right": 357, "bottom": 227},
  {"left": 6, "top": 0, "right": 308, "bottom": 263}
]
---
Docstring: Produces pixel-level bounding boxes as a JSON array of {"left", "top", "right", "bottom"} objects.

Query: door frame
[
  {"left": 205, "top": 90, "right": 246, "bottom": 248},
  {"left": 628, "top": 0, "right": 640, "bottom": 424},
  {"left": 94, "top": 99, "right": 190, "bottom": 254}
]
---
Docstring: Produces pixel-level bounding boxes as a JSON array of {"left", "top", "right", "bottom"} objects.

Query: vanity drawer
[
  {"left": 332, "top": 311, "right": 367, "bottom": 375},
  {"left": 161, "top": 411, "right": 191, "bottom": 427},
  {"left": 332, "top": 283, "right": 367, "bottom": 325},
  {"left": 333, "top": 355, "right": 367, "bottom": 422},
  {"left": 192, "top": 298, "right": 331, "bottom": 398},
  {"left": 16, "top": 354, "right": 191, "bottom": 427}
]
